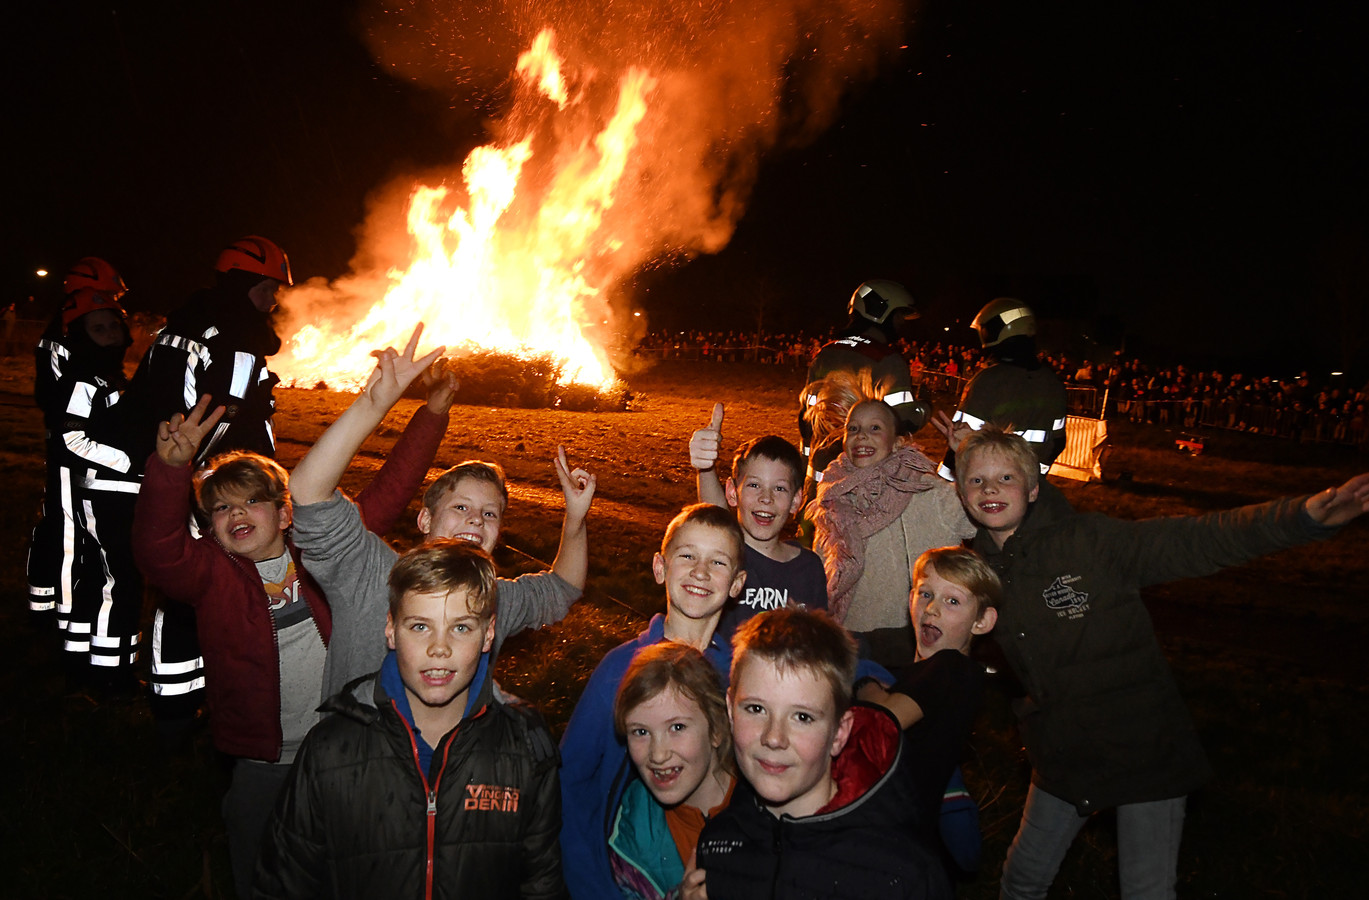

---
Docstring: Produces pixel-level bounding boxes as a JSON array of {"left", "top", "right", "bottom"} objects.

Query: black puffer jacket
[
  {"left": 253, "top": 660, "right": 565, "bottom": 900},
  {"left": 977, "top": 483, "right": 1335, "bottom": 814},
  {"left": 696, "top": 705, "right": 952, "bottom": 900}
]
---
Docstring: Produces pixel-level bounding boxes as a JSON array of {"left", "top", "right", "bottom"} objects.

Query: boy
[
  {"left": 857, "top": 546, "right": 1001, "bottom": 876},
  {"left": 253, "top": 541, "right": 563, "bottom": 899},
  {"left": 690, "top": 607, "right": 951, "bottom": 900},
  {"left": 132, "top": 398, "right": 328, "bottom": 900},
  {"left": 559, "top": 504, "right": 746, "bottom": 900},
  {"left": 688, "top": 402, "right": 828, "bottom": 639},
  {"left": 285, "top": 325, "right": 596, "bottom": 697},
  {"left": 953, "top": 428, "right": 1369, "bottom": 899}
]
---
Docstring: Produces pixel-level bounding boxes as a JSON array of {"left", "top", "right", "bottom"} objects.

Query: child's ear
[
  {"left": 480, "top": 615, "right": 496, "bottom": 654},
  {"left": 830, "top": 707, "right": 855, "bottom": 759},
  {"left": 728, "top": 568, "right": 747, "bottom": 599},
  {"left": 651, "top": 552, "right": 666, "bottom": 585},
  {"left": 384, "top": 611, "right": 397, "bottom": 651},
  {"left": 723, "top": 478, "right": 741, "bottom": 509},
  {"left": 1028, "top": 483, "right": 1040, "bottom": 503},
  {"left": 786, "top": 489, "right": 803, "bottom": 518},
  {"left": 277, "top": 504, "right": 292, "bottom": 532},
  {"left": 416, "top": 506, "right": 432, "bottom": 536},
  {"left": 972, "top": 606, "right": 998, "bottom": 635}
]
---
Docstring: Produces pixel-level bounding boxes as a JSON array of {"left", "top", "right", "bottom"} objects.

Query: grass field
[{"left": 1, "top": 358, "right": 1365, "bottom": 898}]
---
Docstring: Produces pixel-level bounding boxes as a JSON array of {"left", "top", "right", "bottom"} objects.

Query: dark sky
[{"left": 7, "top": 1, "right": 1367, "bottom": 374}]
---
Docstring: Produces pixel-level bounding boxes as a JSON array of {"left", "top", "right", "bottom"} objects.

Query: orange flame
[{"left": 274, "top": 30, "right": 649, "bottom": 390}]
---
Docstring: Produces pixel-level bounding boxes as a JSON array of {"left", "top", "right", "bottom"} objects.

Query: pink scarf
[{"left": 810, "top": 444, "right": 940, "bottom": 622}]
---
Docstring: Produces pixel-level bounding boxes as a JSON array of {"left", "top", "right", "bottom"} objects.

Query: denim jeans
[{"left": 1000, "top": 784, "right": 1186, "bottom": 900}]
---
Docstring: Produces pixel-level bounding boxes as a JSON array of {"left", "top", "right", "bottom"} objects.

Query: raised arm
[
  {"left": 688, "top": 402, "right": 728, "bottom": 508},
  {"left": 155, "top": 394, "right": 226, "bottom": 468},
  {"left": 289, "top": 324, "right": 443, "bottom": 506},
  {"left": 549, "top": 445, "right": 596, "bottom": 590}
]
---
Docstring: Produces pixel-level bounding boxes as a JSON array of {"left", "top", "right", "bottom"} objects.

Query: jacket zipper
[{"left": 395, "top": 700, "right": 460, "bottom": 900}]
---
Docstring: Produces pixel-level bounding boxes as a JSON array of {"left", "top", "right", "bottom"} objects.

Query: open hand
[
  {"left": 689, "top": 402, "right": 725, "bottom": 471},
  {"left": 1304, "top": 472, "right": 1369, "bottom": 527},
  {"left": 156, "top": 394, "right": 226, "bottom": 467},
  {"left": 555, "top": 446, "right": 596, "bottom": 521}
]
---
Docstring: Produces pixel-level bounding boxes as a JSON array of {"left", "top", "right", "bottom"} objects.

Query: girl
[
  {"left": 808, "top": 395, "right": 975, "bottom": 669},
  {"left": 609, "top": 642, "right": 736, "bottom": 900}
]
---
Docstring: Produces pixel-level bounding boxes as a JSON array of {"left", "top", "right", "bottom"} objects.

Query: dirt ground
[{"left": 1, "top": 355, "right": 1365, "bottom": 898}]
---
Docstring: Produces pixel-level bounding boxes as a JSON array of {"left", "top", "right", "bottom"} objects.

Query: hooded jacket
[
  {"left": 975, "top": 482, "right": 1337, "bottom": 813},
  {"left": 253, "top": 652, "right": 565, "bottom": 900},
  {"left": 695, "top": 705, "right": 952, "bottom": 900}
]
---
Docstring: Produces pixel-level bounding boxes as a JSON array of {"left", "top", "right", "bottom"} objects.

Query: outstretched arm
[
  {"left": 289, "top": 324, "right": 443, "bottom": 506},
  {"left": 1304, "top": 472, "right": 1369, "bottom": 527},
  {"left": 688, "top": 402, "right": 728, "bottom": 507},
  {"left": 549, "top": 445, "right": 596, "bottom": 590}
]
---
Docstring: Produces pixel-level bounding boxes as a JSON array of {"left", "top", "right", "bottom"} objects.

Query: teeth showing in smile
[
  {"left": 651, "top": 766, "right": 682, "bottom": 784},
  {"left": 980, "top": 502, "right": 1007, "bottom": 513},
  {"left": 455, "top": 533, "right": 481, "bottom": 544}
]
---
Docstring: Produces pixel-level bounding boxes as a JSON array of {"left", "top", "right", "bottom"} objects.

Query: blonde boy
[
  {"left": 954, "top": 428, "right": 1369, "bottom": 899},
  {"left": 559, "top": 504, "right": 746, "bottom": 900}
]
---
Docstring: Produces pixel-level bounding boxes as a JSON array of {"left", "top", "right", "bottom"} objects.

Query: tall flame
[{"left": 275, "top": 31, "right": 650, "bottom": 389}]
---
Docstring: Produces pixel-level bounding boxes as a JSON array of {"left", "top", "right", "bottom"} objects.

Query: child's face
[
  {"left": 82, "top": 309, "right": 124, "bottom": 348},
  {"left": 844, "top": 403, "right": 897, "bottom": 468},
  {"left": 958, "top": 448, "right": 1038, "bottom": 544},
  {"left": 729, "top": 656, "right": 853, "bottom": 819},
  {"left": 911, "top": 562, "right": 996, "bottom": 658},
  {"left": 385, "top": 588, "right": 494, "bottom": 717},
  {"left": 652, "top": 522, "right": 746, "bottom": 623},
  {"left": 625, "top": 685, "right": 723, "bottom": 811},
  {"left": 725, "top": 457, "right": 802, "bottom": 544},
  {"left": 418, "top": 477, "right": 505, "bottom": 552},
  {"left": 209, "top": 490, "right": 290, "bottom": 561}
]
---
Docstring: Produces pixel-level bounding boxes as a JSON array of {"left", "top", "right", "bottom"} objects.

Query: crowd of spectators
[{"left": 635, "top": 329, "right": 1369, "bottom": 449}]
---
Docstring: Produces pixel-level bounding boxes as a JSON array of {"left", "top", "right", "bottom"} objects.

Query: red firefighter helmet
[
  {"left": 61, "top": 288, "right": 127, "bottom": 328},
  {"left": 62, "top": 257, "right": 127, "bottom": 297},
  {"left": 215, "top": 235, "right": 293, "bottom": 286}
]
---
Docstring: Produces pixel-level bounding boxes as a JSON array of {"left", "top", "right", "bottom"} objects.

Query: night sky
[{"left": 7, "top": 1, "right": 1367, "bottom": 375}]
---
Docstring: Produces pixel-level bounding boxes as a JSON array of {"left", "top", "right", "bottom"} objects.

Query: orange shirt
[{"left": 664, "top": 775, "right": 736, "bottom": 865}]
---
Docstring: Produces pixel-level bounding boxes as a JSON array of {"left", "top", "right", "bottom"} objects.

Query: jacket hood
[{"left": 822, "top": 704, "right": 904, "bottom": 815}]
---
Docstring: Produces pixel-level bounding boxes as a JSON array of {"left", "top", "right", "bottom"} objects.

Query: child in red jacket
[{"left": 133, "top": 396, "right": 330, "bottom": 900}]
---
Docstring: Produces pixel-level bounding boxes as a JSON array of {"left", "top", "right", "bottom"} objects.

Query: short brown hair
[
  {"left": 955, "top": 427, "right": 1039, "bottom": 493},
  {"left": 387, "top": 539, "right": 498, "bottom": 620},
  {"left": 661, "top": 503, "right": 745, "bottom": 561},
  {"left": 730, "top": 606, "right": 858, "bottom": 717},
  {"left": 194, "top": 451, "right": 289, "bottom": 519},
  {"left": 423, "top": 461, "right": 508, "bottom": 514},
  {"left": 912, "top": 547, "right": 1002, "bottom": 614},
  {"left": 613, "top": 642, "right": 735, "bottom": 776},
  {"left": 732, "top": 436, "right": 804, "bottom": 489}
]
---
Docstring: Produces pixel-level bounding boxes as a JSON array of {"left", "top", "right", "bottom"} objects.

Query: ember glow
[{"left": 272, "top": 2, "right": 908, "bottom": 391}]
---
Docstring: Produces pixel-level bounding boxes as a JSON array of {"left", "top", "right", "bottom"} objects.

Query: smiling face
[
  {"left": 652, "top": 521, "right": 746, "bottom": 626},
  {"left": 958, "top": 447, "right": 1039, "bottom": 547},
  {"left": 209, "top": 489, "right": 290, "bottom": 561},
  {"left": 729, "top": 656, "right": 853, "bottom": 819},
  {"left": 844, "top": 401, "right": 898, "bottom": 468},
  {"left": 911, "top": 562, "right": 997, "bottom": 658},
  {"left": 385, "top": 587, "right": 495, "bottom": 739},
  {"left": 418, "top": 476, "right": 505, "bottom": 552},
  {"left": 624, "top": 685, "right": 727, "bottom": 811},
  {"left": 725, "top": 456, "right": 803, "bottom": 545}
]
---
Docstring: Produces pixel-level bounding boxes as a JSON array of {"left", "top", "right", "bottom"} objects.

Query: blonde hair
[
  {"left": 913, "top": 547, "right": 1002, "bottom": 614},
  {"left": 955, "top": 427, "right": 1040, "bottom": 493}
]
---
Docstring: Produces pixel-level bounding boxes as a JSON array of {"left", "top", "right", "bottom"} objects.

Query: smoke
[{"left": 276, "top": 1, "right": 908, "bottom": 380}]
